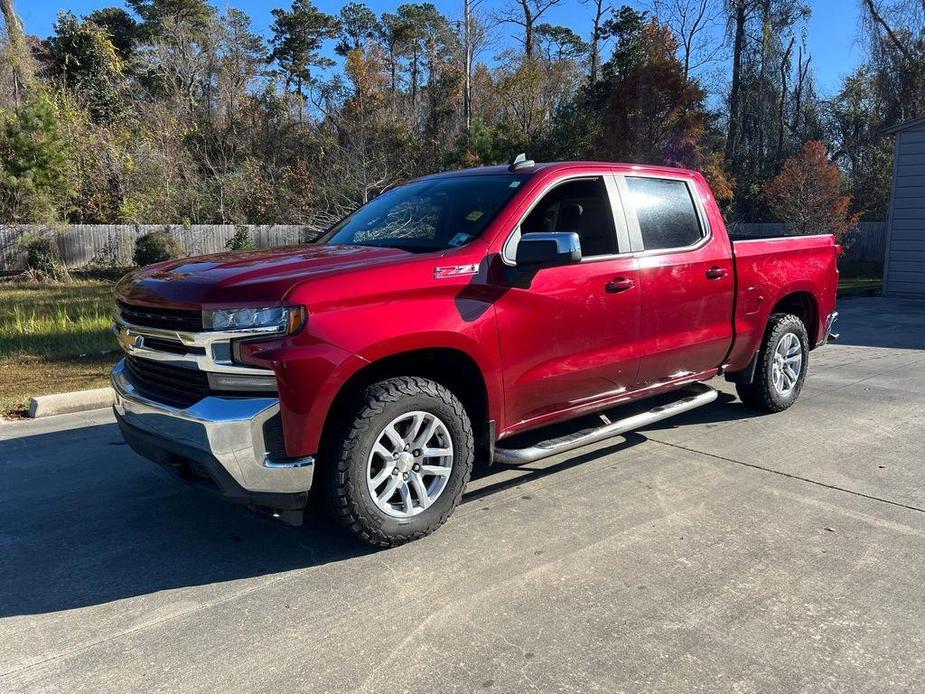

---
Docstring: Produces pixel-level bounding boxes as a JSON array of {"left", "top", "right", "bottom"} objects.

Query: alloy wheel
[
  {"left": 366, "top": 411, "right": 454, "bottom": 518},
  {"left": 771, "top": 332, "right": 803, "bottom": 396}
]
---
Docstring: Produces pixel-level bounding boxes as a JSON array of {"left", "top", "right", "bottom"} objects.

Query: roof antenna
[{"left": 508, "top": 153, "right": 535, "bottom": 171}]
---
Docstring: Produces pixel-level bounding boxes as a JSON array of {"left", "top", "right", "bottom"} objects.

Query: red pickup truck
[{"left": 112, "top": 159, "right": 839, "bottom": 546}]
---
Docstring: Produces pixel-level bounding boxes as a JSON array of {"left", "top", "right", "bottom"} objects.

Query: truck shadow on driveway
[
  {"left": 0, "top": 384, "right": 786, "bottom": 620},
  {"left": 0, "top": 425, "right": 649, "bottom": 618},
  {"left": 0, "top": 423, "right": 378, "bottom": 618}
]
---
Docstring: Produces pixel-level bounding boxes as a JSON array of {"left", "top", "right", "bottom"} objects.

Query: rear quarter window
[{"left": 626, "top": 177, "right": 703, "bottom": 251}]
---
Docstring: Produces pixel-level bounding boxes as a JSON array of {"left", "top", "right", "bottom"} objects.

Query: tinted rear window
[{"left": 626, "top": 177, "right": 702, "bottom": 250}]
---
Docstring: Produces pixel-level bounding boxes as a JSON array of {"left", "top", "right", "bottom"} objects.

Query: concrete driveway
[{"left": 1, "top": 297, "right": 923, "bottom": 693}]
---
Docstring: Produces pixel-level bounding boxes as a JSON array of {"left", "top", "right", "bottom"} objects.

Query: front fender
[
  {"left": 253, "top": 340, "right": 370, "bottom": 458},
  {"left": 263, "top": 286, "right": 504, "bottom": 456}
]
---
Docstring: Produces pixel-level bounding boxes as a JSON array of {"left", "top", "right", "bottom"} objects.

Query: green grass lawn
[
  {"left": 838, "top": 277, "right": 882, "bottom": 296},
  {"left": 0, "top": 281, "right": 119, "bottom": 415}
]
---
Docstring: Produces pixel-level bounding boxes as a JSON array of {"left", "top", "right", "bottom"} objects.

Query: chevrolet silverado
[{"left": 112, "top": 158, "right": 839, "bottom": 546}]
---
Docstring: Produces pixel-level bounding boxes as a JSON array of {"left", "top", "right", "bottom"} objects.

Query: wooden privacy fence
[
  {"left": 727, "top": 222, "right": 887, "bottom": 264},
  {"left": 1, "top": 221, "right": 888, "bottom": 271},
  {"left": 0, "top": 224, "right": 321, "bottom": 271}
]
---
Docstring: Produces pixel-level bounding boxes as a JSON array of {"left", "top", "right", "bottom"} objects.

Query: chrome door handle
[
  {"left": 706, "top": 266, "right": 728, "bottom": 280},
  {"left": 605, "top": 277, "right": 635, "bottom": 293}
]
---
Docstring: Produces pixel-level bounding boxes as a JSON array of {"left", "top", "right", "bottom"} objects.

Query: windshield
[{"left": 323, "top": 175, "right": 528, "bottom": 252}]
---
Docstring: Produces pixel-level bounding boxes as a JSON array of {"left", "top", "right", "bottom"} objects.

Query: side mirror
[{"left": 515, "top": 232, "right": 582, "bottom": 270}]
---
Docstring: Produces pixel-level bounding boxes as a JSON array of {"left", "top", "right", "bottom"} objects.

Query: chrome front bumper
[{"left": 111, "top": 359, "right": 314, "bottom": 496}]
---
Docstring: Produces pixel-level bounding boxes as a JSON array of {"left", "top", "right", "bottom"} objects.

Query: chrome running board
[{"left": 493, "top": 383, "right": 718, "bottom": 465}]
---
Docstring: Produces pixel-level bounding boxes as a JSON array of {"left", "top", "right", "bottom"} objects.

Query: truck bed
[
  {"left": 724, "top": 232, "right": 839, "bottom": 371},
  {"left": 728, "top": 231, "right": 831, "bottom": 242}
]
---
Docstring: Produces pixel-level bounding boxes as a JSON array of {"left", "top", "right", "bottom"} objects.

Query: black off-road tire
[
  {"left": 736, "top": 312, "right": 810, "bottom": 413},
  {"left": 325, "top": 376, "right": 474, "bottom": 547}
]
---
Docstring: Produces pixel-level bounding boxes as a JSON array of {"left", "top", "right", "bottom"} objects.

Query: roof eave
[{"left": 882, "top": 116, "right": 925, "bottom": 135}]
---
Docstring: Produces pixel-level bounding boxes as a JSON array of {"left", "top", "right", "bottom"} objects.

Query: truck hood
[{"left": 116, "top": 244, "right": 411, "bottom": 308}]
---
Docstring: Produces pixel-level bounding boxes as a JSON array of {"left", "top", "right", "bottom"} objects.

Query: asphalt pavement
[{"left": 1, "top": 296, "right": 923, "bottom": 693}]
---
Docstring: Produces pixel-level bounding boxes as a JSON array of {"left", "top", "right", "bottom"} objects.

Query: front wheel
[
  {"left": 736, "top": 312, "right": 810, "bottom": 413},
  {"left": 326, "top": 376, "right": 474, "bottom": 547}
]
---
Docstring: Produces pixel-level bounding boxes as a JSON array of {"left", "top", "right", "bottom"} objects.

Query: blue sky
[{"left": 21, "top": 0, "right": 865, "bottom": 96}]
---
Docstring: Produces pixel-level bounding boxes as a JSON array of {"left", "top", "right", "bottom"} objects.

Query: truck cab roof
[{"left": 418, "top": 161, "right": 701, "bottom": 181}]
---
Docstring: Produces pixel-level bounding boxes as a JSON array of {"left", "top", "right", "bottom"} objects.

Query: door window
[
  {"left": 507, "top": 177, "right": 619, "bottom": 260},
  {"left": 626, "top": 177, "right": 703, "bottom": 251}
]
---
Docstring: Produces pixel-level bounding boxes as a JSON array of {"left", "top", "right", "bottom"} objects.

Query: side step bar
[{"left": 493, "top": 383, "right": 718, "bottom": 465}]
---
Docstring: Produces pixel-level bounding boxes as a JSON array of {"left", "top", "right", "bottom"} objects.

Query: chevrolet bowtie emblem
[{"left": 116, "top": 328, "right": 144, "bottom": 351}]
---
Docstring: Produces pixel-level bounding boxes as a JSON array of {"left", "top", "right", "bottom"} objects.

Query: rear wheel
[
  {"left": 736, "top": 312, "right": 809, "bottom": 413},
  {"left": 326, "top": 376, "right": 474, "bottom": 547}
]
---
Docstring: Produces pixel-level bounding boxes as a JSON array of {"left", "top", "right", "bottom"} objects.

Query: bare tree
[
  {"left": 0, "top": 0, "right": 32, "bottom": 106},
  {"left": 581, "top": 0, "right": 611, "bottom": 82},
  {"left": 312, "top": 50, "right": 395, "bottom": 207},
  {"left": 790, "top": 42, "right": 810, "bottom": 136},
  {"left": 496, "top": 0, "right": 563, "bottom": 59},
  {"left": 860, "top": 0, "right": 925, "bottom": 121},
  {"left": 649, "top": 0, "right": 724, "bottom": 79},
  {"left": 463, "top": 0, "right": 490, "bottom": 132},
  {"left": 862, "top": 0, "right": 915, "bottom": 65},
  {"left": 724, "top": 0, "right": 751, "bottom": 163},
  {"left": 464, "top": 0, "right": 474, "bottom": 130},
  {"left": 776, "top": 36, "right": 794, "bottom": 163},
  {"left": 216, "top": 8, "right": 266, "bottom": 123}
]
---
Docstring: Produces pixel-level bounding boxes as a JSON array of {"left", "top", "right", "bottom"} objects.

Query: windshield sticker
[
  {"left": 449, "top": 232, "right": 473, "bottom": 247},
  {"left": 465, "top": 210, "right": 484, "bottom": 222},
  {"left": 509, "top": 181, "right": 521, "bottom": 188}
]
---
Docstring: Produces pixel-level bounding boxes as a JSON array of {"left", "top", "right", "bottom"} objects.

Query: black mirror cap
[{"left": 515, "top": 232, "right": 582, "bottom": 268}]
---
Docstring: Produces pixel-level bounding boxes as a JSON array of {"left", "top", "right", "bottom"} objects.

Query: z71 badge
[{"left": 433, "top": 264, "right": 479, "bottom": 279}]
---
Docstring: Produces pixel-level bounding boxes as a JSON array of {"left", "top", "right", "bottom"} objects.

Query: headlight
[{"left": 202, "top": 306, "right": 306, "bottom": 334}]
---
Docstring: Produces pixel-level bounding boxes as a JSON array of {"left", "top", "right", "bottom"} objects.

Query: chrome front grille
[
  {"left": 118, "top": 301, "right": 203, "bottom": 332},
  {"left": 139, "top": 336, "right": 206, "bottom": 356},
  {"left": 114, "top": 301, "right": 282, "bottom": 406}
]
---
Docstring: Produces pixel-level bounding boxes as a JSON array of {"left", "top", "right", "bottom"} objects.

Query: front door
[{"left": 493, "top": 175, "right": 642, "bottom": 431}]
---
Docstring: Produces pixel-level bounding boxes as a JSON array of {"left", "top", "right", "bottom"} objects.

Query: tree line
[{"left": 0, "top": 0, "right": 922, "bottom": 230}]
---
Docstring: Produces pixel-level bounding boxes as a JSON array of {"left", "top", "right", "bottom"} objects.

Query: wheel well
[
  {"left": 772, "top": 292, "right": 819, "bottom": 346},
  {"left": 321, "top": 348, "right": 490, "bottom": 456}
]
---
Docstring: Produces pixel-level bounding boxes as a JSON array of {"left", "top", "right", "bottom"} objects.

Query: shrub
[
  {"left": 133, "top": 229, "right": 183, "bottom": 266},
  {"left": 225, "top": 226, "right": 254, "bottom": 251},
  {"left": 22, "top": 236, "right": 69, "bottom": 281},
  {"left": 765, "top": 141, "right": 860, "bottom": 239},
  {"left": 89, "top": 231, "right": 122, "bottom": 269}
]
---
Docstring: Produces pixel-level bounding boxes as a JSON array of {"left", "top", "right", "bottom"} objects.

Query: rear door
[
  {"left": 493, "top": 174, "right": 642, "bottom": 430},
  {"left": 618, "top": 173, "right": 735, "bottom": 386}
]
